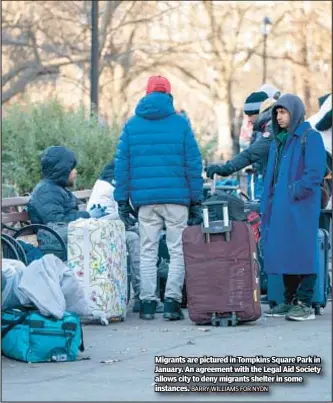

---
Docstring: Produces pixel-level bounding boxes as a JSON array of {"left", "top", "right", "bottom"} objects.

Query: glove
[
  {"left": 89, "top": 204, "right": 107, "bottom": 219},
  {"left": 206, "top": 163, "right": 234, "bottom": 179},
  {"left": 118, "top": 201, "right": 137, "bottom": 229},
  {"left": 187, "top": 203, "right": 202, "bottom": 226}
]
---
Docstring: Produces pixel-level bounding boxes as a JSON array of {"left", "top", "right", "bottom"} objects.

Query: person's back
[
  {"left": 115, "top": 94, "right": 202, "bottom": 208},
  {"left": 114, "top": 76, "right": 203, "bottom": 321},
  {"left": 28, "top": 146, "right": 90, "bottom": 224}
]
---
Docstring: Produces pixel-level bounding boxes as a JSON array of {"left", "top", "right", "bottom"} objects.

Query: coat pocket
[{"left": 288, "top": 184, "right": 297, "bottom": 201}]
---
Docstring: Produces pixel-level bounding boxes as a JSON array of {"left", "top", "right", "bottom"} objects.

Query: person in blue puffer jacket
[{"left": 114, "top": 75, "right": 203, "bottom": 321}]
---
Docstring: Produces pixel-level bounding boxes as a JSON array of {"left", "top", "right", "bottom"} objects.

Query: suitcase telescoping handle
[
  {"left": 202, "top": 175, "right": 232, "bottom": 243},
  {"left": 202, "top": 200, "right": 232, "bottom": 243},
  {"left": 205, "top": 174, "right": 239, "bottom": 195}
]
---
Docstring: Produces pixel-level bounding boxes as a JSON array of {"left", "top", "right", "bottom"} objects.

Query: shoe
[
  {"left": 260, "top": 295, "right": 269, "bottom": 305},
  {"left": 163, "top": 298, "right": 184, "bottom": 321},
  {"left": 139, "top": 300, "right": 157, "bottom": 320},
  {"left": 285, "top": 302, "right": 315, "bottom": 321},
  {"left": 264, "top": 303, "right": 292, "bottom": 317},
  {"left": 132, "top": 299, "right": 140, "bottom": 313},
  {"left": 156, "top": 301, "right": 164, "bottom": 313}
]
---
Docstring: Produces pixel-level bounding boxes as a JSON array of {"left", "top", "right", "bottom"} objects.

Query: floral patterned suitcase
[{"left": 67, "top": 217, "right": 127, "bottom": 325}]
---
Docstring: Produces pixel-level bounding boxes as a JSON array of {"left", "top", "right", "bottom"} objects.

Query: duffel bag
[{"left": 1, "top": 309, "right": 84, "bottom": 363}]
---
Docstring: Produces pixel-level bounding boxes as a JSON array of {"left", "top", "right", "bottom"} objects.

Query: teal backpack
[{"left": 2, "top": 309, "right": 84, "bottom": 363}]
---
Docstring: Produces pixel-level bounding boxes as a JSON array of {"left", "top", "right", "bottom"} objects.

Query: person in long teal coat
[{"left": 261, "top": 94, "right": 326, "bottom": 321}]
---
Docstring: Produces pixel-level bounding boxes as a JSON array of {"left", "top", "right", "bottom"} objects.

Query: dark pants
[
  {"left": 319, "top": 212, "right": 332, "bottom": 297},
  {"left": 283, "top": 274, "right": 317, "bottom": 307},
  {"left": 319, "top": 211, "right": 331, "bottom": 232}
]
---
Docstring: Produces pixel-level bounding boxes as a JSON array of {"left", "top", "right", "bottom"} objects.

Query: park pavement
[{"left": 2, "top": 301, "right": 332, "bottom": 402}]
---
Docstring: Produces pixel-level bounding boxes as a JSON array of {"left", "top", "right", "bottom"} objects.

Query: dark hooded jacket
[
  {"left": 114, "top": 92, "right": 203, "bottom": 208},
  {"left": 27, "top": 146, "right": 90, "bottom": 224},
  {"left": 223, "top": 106, "right": 274, "bottom": 177},
  {"left": 260, "top": 94, "right": 326, "bottom": 275}
]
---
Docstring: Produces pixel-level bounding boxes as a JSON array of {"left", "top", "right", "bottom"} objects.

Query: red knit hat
[{"left": 146, "top": 76, "right": 171, "bottom": 95}]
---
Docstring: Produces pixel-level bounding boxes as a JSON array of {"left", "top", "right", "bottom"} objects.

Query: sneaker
[
  {"left": 163, "top": 298, "right": 184, "bottom": 321},
  {"left": 139, "top": 300, "right": 157, "bottom": 320},
  {"left": 285, "top": 302, "right": 315, "bottom": 321},
  {"left": 264, "top": 303, "right": 292, "bottom": 317},
  {"left": 156, "top": 301, "right": 164, "bottom": 313},
  {"left": 132, "top": 299, "right": 140, "bottom": 313}
]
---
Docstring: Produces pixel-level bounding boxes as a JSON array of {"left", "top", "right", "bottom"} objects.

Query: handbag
[{"left": 1, "top": 308, "right": 84, "bottom": 363}]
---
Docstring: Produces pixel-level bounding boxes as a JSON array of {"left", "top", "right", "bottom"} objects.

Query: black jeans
[{"left": 283, "top": 274, "right": 317, "bottom": 307}]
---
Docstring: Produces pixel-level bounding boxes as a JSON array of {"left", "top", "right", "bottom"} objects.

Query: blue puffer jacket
[
  {"left": 27, "top": 146, "right": 90, "bottom": 224},
  {"left": 114, "top": 92, "right": 203, "bottom": 208}
]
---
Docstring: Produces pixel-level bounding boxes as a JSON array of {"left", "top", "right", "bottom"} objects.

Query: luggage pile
[{"left": 1, "top": 215, "right": 128, "bottom": 363}]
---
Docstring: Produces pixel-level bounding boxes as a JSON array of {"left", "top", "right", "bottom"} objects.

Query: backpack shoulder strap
[
  {"left": 301, "top": 128, "right": 313, "bottom": 156},
  {"left": 2, "top": 311, "right": 30, "bottom": 339}
]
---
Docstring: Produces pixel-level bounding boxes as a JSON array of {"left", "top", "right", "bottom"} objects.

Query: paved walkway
[{"left": 2, "top": 302, "right": 332, "bottom": 402}]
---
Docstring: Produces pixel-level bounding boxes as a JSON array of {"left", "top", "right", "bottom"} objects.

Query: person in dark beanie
[
  {"left": 262, "top": 94, "right": 326, "bottom": 321},
  {"left": 114, "top": 75, "right": 203, "bottom": 321},
  {"left": 207, "top": 90, "right": 276, "bottom": 200}
]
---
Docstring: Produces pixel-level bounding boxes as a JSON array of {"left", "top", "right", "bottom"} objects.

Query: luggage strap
[{"left": 1, "top": 311, "right": 30, "bottom": 339}]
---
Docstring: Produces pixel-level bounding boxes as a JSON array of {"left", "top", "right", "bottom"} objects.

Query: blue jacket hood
[
  {"left": 135, "top": 92, "right": 176, "bottom": 120},
  {"left": 271, "top": 93, "right": 305, "bottom": 136},
  {"left": 41, "top": 146, "right": 77, "bottom": 187}
]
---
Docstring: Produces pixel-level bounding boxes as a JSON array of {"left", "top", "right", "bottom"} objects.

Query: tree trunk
[
  {"left": 214, "top": 100, "right": 233, "bottom": 162},
  {"left": 301, "top": 2, "right": 312, "bottom": 114}
]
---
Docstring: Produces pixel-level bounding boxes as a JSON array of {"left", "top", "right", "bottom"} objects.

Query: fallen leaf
[
  {"left": 187, "top": 340, "right": 195, "bottom": 345},
  {"left": 140, "top": 348, "right": 147, "bottom": 352},
  {"left": 198, "top": 328, "right": 210, "bottom": 332}
]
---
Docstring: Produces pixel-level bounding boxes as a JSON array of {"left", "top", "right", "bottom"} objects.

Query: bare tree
[
  {"left": 2, "top": 0, "right": 331, "bottom": 156},
  {"left": 2, "top": 0, "right": 179, "bottom": 121}
]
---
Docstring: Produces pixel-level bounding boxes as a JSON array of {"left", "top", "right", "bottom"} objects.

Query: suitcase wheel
[{"left": 211, "top": 312, "right": 238, "bottom": 327}]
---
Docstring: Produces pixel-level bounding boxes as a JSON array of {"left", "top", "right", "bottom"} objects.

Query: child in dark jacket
[{"left": 27, "top": 146, "right": 105, "bottom": 256}]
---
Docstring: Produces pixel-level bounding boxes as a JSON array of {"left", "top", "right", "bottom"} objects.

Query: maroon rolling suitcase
[{"left": 183, "top": 197, "right": 261, "bottom": 326}]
